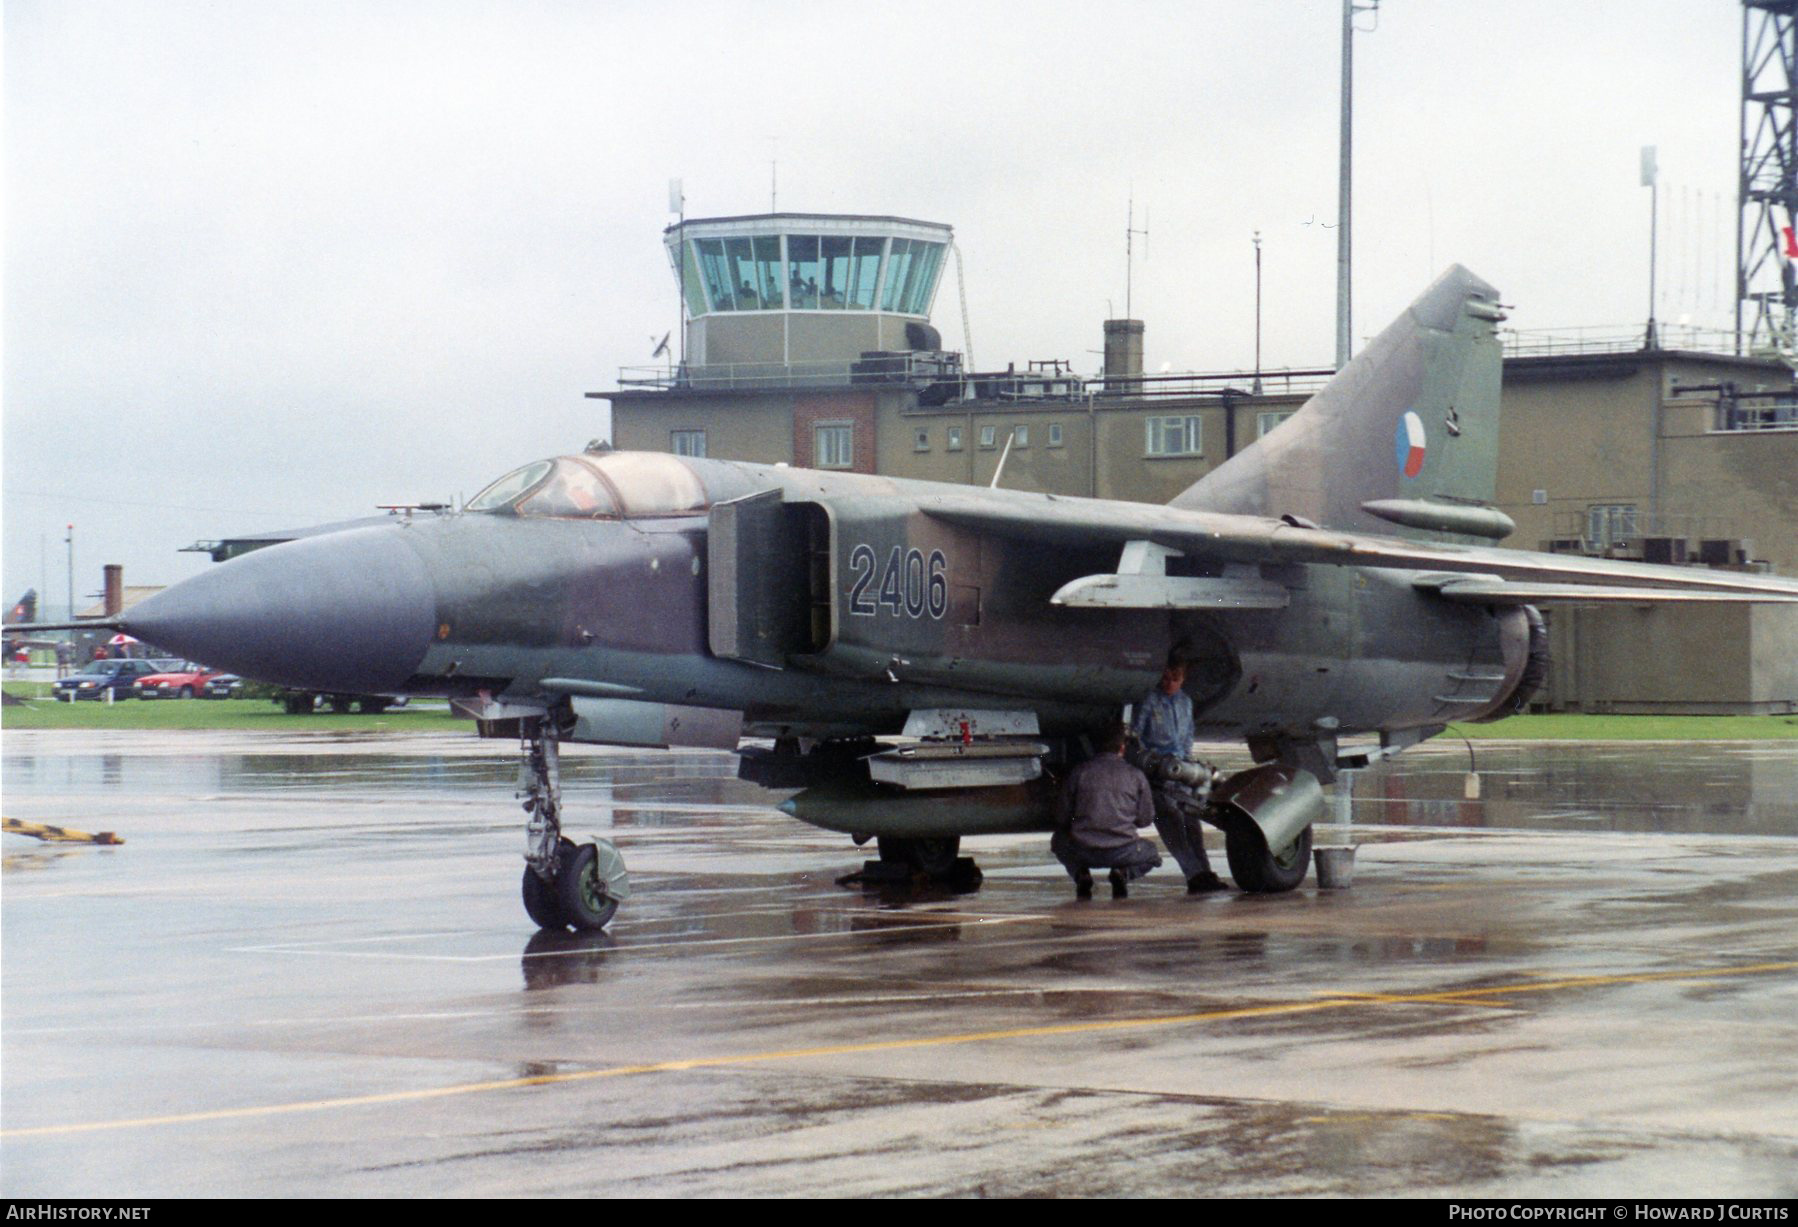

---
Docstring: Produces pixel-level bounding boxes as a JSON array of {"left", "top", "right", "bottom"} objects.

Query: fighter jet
[
  {"left": 3, "top": 589, "right": 63, "bottom": 657},
  {"left": 43, "top": 268, "right": 1798, "bottom": 930}
]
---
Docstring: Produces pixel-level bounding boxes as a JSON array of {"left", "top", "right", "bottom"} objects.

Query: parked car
[
  {"left": 201, "top": 674, "right": 244, "bottom": 699},
  {"left": 52, "top": 658, "right": 164, "bottom": 701},
  {"left": 133, "top": 663, "right": 227, "bottom": 699}
]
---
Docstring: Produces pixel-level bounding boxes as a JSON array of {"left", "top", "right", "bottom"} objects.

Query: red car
[{"left": 133, "top": 663, "right": 226, "bottom": 699}]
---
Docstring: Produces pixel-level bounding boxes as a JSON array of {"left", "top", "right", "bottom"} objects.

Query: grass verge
[
  {"left": 1451, "top": 713, "right": 1798, "bottom": 740},
  {"left": 7, "top": 685, "right": 1797, "bottom": 740},
  {"left": 2, "top": 688, "right": 464, "bottom": 733}
]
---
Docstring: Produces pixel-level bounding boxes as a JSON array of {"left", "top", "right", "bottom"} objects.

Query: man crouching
[{"left": 1052, "top": 722, "right": 1163, "bottom": 899}]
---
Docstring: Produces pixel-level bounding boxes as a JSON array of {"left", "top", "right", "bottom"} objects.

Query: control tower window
[
  {"left": 882, "top": 240, "right": 916, "bottom": 312},
  {"left": 677, "top": 243, "right": 708, "bottom": 318},
  {"left": 819, "top": 236, "right": 851, "bottom": 309},
  {"left": 694, "top": 239, "right": 735, "bottom": 313},
  {"left": 908, "top": 242, "right": 944, "bottom": 314},
  {"left": 848, "top": 236, "right": 885, "bottom": 309},
  {"left": 788, "top": 235, "right": 821, "bottom": 309},
  {"left": 724, "top": 238, "right": 755, "bottom": 309},
  {"left": 880, "top": 239, "right": 945, "bottom": 315},
  {"left": 722, "top": 236, "right": 784, "bottom": 310},
  {"left": 689, "top": 227, "right": 944, "bottom": 315},
  {"left": 753, "top": 236, "right": 784, "bottom": 309}
]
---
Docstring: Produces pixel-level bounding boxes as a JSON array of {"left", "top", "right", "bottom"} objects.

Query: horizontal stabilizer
[{"left": 5, "top": 620, "right": 124, "bottom": 634}]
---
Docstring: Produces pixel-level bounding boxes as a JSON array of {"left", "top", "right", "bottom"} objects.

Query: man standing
[
  {"left": 1052, "top": 723, "right": 1162, "bottom": 899},
  {"left": 1131, "top": 655, "right": 1228, "bottom": 894}
]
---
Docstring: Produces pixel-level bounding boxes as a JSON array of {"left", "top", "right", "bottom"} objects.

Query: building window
[
  {"left": 809, "top": 235, "right": 888, "bottom": 311},
  {"left": 1586, "top": 504, "right": 1638, "bottom": 549},
  {"left": 1048, "top": 423, "right": 1063, "bottom": 447},
  {"left": 1256, "top": 410, "right": 1294, "bottom": 438},
  {"left": 787, "top": 235, "right": 821, "bottom": 309},
  {"left": 979, "top": 425, "right": 997, "bottom": 449},
  {"left": 1146, "top": 415, "right": 1202, "bottom": 457},
  {"left": 670, "top": 429, "right": 706, "bottom": 458},
  {"left": 947, "top": 426, "right": 963, "bottom": 451},
  {"left": 693, "top": 238, "right": 735, "bottom": 313},
  {"left": 815, "top": 422, "right": 854, "bottom": 469},
  {"left": 914, "top": 427, "right": 930, "bottom": 452},
  {"left": 1013, "top": 425, "right": 1029, "bottom": 449},
  {"left": 879, "top": 239, "right": 946, "bottom": 315}
]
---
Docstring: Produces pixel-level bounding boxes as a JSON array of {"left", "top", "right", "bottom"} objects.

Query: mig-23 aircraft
[{"left": 48, "top": 267, "right": 1798, "bottom": 930}]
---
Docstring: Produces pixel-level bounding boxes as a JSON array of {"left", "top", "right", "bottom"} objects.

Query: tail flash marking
[{"left": 1396, "top": 411, "right": 1427, "bottom": 479}]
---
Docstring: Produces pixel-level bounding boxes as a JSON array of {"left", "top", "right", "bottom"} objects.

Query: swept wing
[{"left": 916, "top": 492, "right": 1798, "bottom": 607}]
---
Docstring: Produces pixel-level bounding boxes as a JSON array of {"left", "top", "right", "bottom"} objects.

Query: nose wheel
[
  {"left": 555, "top": 841, "right": 623, "bottom": 930},
  {"left": 521, "top": 839, "right": 625, "bottom": 931},
  {"left": 518, "top": 717, "right": 630, "bottom": 931}
]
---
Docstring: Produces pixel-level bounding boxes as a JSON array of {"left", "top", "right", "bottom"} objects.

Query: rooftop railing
[
  {"left": 613, "top": 356, "right": 1331, "bottom": 402},
  {"left": 1500, "top": 323, "right": 1749, "bottom": 358}
]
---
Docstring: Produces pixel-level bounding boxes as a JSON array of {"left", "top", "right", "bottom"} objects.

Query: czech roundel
[{"left": 1394, "top": 410, "right": 1427, "bottom": 478}]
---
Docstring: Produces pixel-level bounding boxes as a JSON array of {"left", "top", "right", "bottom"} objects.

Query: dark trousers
[
  {"left": 1152, "top": 787, "right": 1214, "bottom": 878},
  {"left": 1051, "top": 829, "right": 1162, "bottom": 883}
]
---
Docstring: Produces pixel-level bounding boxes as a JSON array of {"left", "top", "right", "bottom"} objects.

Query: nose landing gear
[{"left": 519, "top": 716, "right": 630, "bottom": 931}]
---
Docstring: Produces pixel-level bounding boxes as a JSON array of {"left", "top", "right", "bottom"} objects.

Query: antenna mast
[
  {"left": 1736, "top": 0, "right": 1796, "bottom": 358},
  {"left": 1125, "top": 193, "right": 1149, "bottom": 319}
]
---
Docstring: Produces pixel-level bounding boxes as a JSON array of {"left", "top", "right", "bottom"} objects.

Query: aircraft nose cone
[{"left": 124, "top": 527, "right": 436, "bottom": 693}]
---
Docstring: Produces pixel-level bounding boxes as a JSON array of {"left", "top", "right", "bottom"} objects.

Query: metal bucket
[{"left": 1314, "top": 846, "right": 1356, "bottom": 889}]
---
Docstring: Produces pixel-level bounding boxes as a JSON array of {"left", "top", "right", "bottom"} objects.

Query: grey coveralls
[{"left": 1051, "top": 753, "right": 1163, "bottom": 883}]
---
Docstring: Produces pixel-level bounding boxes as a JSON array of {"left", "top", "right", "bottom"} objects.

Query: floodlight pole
[
  {"left": 1643, "top": 145, "right": 1660, "bottom": 349},
  {"left": 1337, "top": 0, "right": 1378, "bottom": 369},
  {"left": 1253, "top": 230, "right": 1264, "bottom": 394},
  {"left": 670, "top": 178, "right": 686, "bottom": 371}
]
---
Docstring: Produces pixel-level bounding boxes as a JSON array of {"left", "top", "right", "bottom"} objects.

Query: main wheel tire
[
  {"left": 356, "top": 698, "right": 391, "bottom": 714},
  {"left": 1224, "top": 822, "right": 1313, "bottom": 894},
  {"left": 327, "top": 697, "right": 354, "bottom": 714},
  {"left": 522, "top": 865, "right": 566, "bottom": 929},
  {"left": 282, "top": 694, "right": 314, "bottom": 714},
  {"left": 557, "top": 842, "right": 620, "bottom": 931},
  {"left": 876, "top": 835, "right": 961, "bottom": 877}
]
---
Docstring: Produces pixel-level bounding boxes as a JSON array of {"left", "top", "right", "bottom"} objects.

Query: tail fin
[{"left": 1172, "top": 266, "right": 1508, "bottom": 540}]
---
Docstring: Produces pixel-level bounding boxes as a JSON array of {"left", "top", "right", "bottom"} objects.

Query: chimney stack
[
  {"left": 1102, "top": 318, "right": 1144, "bottom": 391},
  {"left": 103, "top": 565, "right": 123, "bottom": 617}
]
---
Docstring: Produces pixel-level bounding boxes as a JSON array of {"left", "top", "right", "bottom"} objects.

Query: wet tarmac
[{"left": 3, "top": 730, "right": 1795, "bottom": 1197}]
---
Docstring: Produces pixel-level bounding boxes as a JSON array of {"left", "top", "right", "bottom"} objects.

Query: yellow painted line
[
  {"left": 2, "top": 816, "right": 123, "bottom": 845},
  {"left": 1314, "top": 962, "right": 1798, "bottom": 1004},
  {"left": 1324, "top": 990, "right": 1525, "bottom": 1008},
  {"left": 5, "top": 960, "right": 1792, "bottom": 1140}
]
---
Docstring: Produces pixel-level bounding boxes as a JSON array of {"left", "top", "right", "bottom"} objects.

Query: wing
[{"left": 917, "top": 492, "right": 1798, "bottom": 607}]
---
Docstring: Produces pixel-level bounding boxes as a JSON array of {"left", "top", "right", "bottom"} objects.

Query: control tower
[{"left": 667, "top": 213, "right": 953, "bottom": 376}]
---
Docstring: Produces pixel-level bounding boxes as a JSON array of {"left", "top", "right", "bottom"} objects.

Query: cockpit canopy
[{"left": 466, "top": 453, "right": 711, "bottom": 519}]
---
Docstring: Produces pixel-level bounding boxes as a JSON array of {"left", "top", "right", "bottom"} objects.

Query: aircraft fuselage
[{"left": 124, "top": 457, "right": 1532, "bottom": 746}]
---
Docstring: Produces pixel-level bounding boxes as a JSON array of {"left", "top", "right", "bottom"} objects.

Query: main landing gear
[
  {"left": 1144, "top": 754, "right": 1322, "bottom": 894},
  {"left": 519, "top": 716, "right": 630, "bottom": 931},
  {"left": 835, "top": 835, "right": 983, "bottom": 891}
]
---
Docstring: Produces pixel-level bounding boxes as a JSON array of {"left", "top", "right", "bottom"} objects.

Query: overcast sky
[{"left": 3, "top": 0, "right": 1750, "bottom": 612}]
